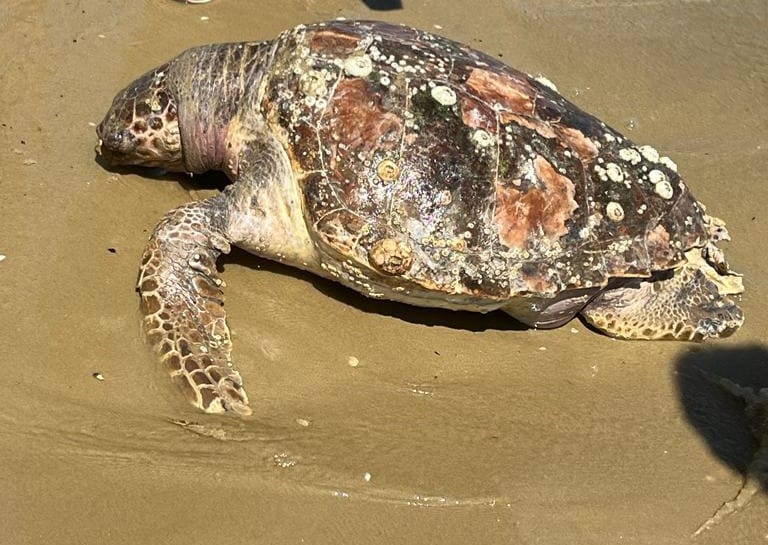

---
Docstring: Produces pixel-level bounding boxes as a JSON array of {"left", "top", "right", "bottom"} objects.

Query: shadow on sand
[
  {"left": 676, "top": 344, "right": 768, "bottom": 486},
  {"left": 222, "top": 246, "right": 528, "bottom": 333},
  {"left": 675, "top": 344, "right": 768, "bottom": 535}
]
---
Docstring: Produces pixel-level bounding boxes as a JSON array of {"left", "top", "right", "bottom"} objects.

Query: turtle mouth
[
  {"left": 94, "top": 125, "right": 142, "bottom": 165},
  {"left": 95, "top": 124, "right": 134, "bottom": 160}
]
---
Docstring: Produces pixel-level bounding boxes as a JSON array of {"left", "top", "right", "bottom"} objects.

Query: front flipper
[
  {"left": 138, "top": 195, "right": 251, "bottom": 415},
  {"left": 581, "top": 248, "right": 744, "bottom": 341}
]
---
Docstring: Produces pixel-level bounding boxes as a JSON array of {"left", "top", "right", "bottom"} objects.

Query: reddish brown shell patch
[
  {"left": 555, "top": 127, "right": 599, "bottom": 161},
  {"left": 310, "top": 28, "right": 361, "bottom": 56},
  {"left": 494, "top": 155, "right": 578, "bottom": 249},
  {"left": 466, "top": 68, "right": 535, "bottom": 117},
  {"left": 323, "top": 78, "right": 403, "bottom": 158},
  {"left": 460, "top": 95, "right": 497, "bottom": 132}
]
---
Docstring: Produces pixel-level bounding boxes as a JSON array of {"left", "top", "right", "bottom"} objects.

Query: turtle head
[{"left": 96, "top": 64, "right": 185, "bottom": 171}]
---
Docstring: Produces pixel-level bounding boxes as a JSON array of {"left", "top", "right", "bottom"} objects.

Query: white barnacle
[
  {"left": 618, "top": 147, "right": 642, "bottom": 165},
  {"left": 648, "top": 169, "right": 667, "bottom": 185},
  {"left": 436, "top": 189, "right": 452, "bottom": 205},
  {"left": 472, "top": 129, "right": 493, "bottom": 148},
  {"left": 593, "top": 164, "right": 608, "bottom": 182},
  {"left": 586, "top": 213, "right": 601, "bottom": 230},
  {"left": 605, "top": 163, "right": 624, "bottom": 183},
  {"left": 654, "top": 179, "right": 674, "bottom": 200},
  {"left": 603, "top": 133, "right": 616, "bottom": 143},
  {"left": 344, "top": 54, "right": 373, "bottom": 78},
  {"left": 430, "top": 85, "right": 457, "bottom": 106},
  {"left": 534, "top": 74, "right": 558, "bottom": 92},
  {"left": 639, "top": 145, "right": 660, "bottom": 163},
  {"left": 609, "top": 239, "right": 633, "bottom": 253},
  {"left": 606, "top": 201, "right": 625, "bottom": 222},
  {"left": 659, "top": 156, "right": 678, "bottom": 172},
  {"left": 300, "top": 70, "right": 328, "bottom": 97}
]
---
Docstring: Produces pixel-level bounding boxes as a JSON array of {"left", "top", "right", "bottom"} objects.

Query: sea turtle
[{"left": 96, "top": 20, "right": 744, "bottom": 416}]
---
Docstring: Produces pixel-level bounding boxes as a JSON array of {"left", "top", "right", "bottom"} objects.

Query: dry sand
[{"left": 1, "top": 1, "right": 767, "bottom": 543}]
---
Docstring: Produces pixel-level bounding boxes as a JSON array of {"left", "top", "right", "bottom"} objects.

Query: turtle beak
[{"left": 95, "top": 120, "right": 141, "bottom": 165}]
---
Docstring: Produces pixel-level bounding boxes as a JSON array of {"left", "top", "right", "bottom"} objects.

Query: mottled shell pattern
[{"left": 260, "top": 20, "right": 709, "bottom": 301}]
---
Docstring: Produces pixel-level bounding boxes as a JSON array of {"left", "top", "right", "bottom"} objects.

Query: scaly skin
[
  {"left": 137, "top": 195, "right": 251, "bottom": 415},
  {"left": 582, "top": 247, "right": 744, "bottom": 340}
]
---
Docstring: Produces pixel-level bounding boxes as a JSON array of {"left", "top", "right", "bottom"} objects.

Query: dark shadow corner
[
  {"left": 361, "top": 0, "right": 403, "bottom": 10},
  {"left": 221, "top": 246, "right": 528, "bottom": 333},
  {"left": 675, "top": 345, "right": 768, "bottom": 493}
]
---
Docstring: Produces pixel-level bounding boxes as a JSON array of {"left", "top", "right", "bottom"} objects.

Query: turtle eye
[{"left": 155, "top": 90, "right": 171, "bottom": 111}]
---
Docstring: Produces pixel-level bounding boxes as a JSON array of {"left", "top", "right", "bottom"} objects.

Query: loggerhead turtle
[{"left": 96, "top": 20, "right": 744, "bottom": 416}]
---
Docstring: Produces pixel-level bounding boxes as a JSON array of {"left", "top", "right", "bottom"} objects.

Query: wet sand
[{"left": 1, "top": 1, "right": 767, "bottom": 543}]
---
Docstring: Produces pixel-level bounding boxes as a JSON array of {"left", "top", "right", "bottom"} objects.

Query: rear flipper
[
  {"left": 581, "top": 248, "right": 744, "bottom": 341},
  {"left": 138, "top": 196, "right": 251, "bottom": 415}
]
